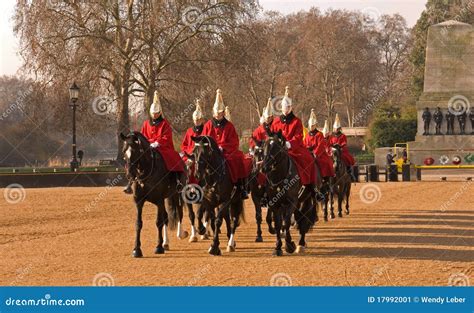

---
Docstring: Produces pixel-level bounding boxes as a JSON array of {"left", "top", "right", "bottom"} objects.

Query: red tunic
[
  {"left": 201, "top": 119, "right": 250, "bottom": 183},
  {"left": 180, "top": 126, "right": 203, "bottom": 184},
  {"left": 304, "top": 131, "right": 335, "bottom": 178},
  {"left": 141, "top": 118, "right": 184, "bottom": 172},
  {"left": 270, "top": 114, "right": 317, "bottom": 185},
  {"left": 329, "top": 133, "right": 355, "bottom": 166},
  {"left": 249, "top": 123, "right": 269, "bottom": 149}
]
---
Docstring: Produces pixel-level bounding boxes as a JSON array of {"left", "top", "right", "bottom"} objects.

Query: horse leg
[
  {"left": 208, "top": 206, "right": 224, "bottom": 256},
  {"left": 266, "top": 208, "right": 275, "bottom": 234},
  {"left": 330, "top": 184, "right": 337, "bottom": 219},
  {"left": 272, "top": 208, "right": 283, "bottom": 256},
  {"left": 155, "top": 202, "right": 167, "bottom": 254},
  {"left": 175, "top": 196, "right": 189, "bottom": 240},
  {"left": 163, "top": 225, "right": 170, "bottom": 250},
  {"left": 255, "top": 200, "right": 263, "bottom": 242},
  {"left": 225, "top": 210, "right": 236, "bottom": 253},
  {"left": 188, "top": 203, "right": 198, "bottom": 242},
  {"left": 132, "top": 201, "right": 144, "bottom": 258},
  {"left": 337, "top": 189, "right": 343, "bottom": 218},
  {"left": 284, "top": 208, "right": 296, "bottom": 254},
  {"left": 296, "top": 230, "right": 307, "bottom": 254},
  {"left": 345, "top": 183, "right": 351, "bottom": 215},
  {"left": 224, "top": 212, "right": 232, "bottom": 242}
]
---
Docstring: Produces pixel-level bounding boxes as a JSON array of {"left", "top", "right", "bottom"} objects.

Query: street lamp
[{"left": 69, "top": 82, "right": 80, "bottom": 171}]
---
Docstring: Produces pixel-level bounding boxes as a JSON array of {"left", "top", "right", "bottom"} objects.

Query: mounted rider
[
  {"left": 201, "top": 89, "right": 249, "bottom": 199},
  {"left": 270, "top": 86, "right": 317, "bottom": 190},
  {"left": 329, "top": 113, "right": 356, "bottom": 177},
  {"left": 180, "top": 100, "right": 205, "bottom": 185},
  {"left": 303, "top": 109, "right": 335, "bottom": 179},
  {"left": 249, "top": 98, "right": 274, "bottom": 151},
  {"left": 123, "top": 91, "right": 184, "bottom": 193}
]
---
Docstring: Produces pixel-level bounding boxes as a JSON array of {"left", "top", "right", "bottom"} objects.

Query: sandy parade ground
[{"left": 1, "top": 182, "right": 472, "bottom": 286}]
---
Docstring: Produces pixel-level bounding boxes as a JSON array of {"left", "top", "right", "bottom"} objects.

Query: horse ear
[
  {"left": 265, "top": 128, "right": 273, "bottom": 137},
  {"left": 120, "top": 132, "right": 127, "bottom": 141},
  {"left": 276, "top": 129, "right": 284, "bottom": 140}
]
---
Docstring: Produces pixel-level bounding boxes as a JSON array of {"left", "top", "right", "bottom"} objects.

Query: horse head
[
  {"left": 251, "top": 136, "right": 265, "bottom": 171},
  {"left": 120, "top": 131, "right": 151, "bottom": 179},
  {"left": 262, "top": 129, "right": 287, "bottom": 173},
  {"left": 191, "top": 136, "right": 222, "bottom": 183},
  {"left": 331, "top": 144, "right": 344, "bottom": 173}
]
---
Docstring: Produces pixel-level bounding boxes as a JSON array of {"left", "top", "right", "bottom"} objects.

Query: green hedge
[{"left": 369, "top": 118, "right": 417, "bottom": 149}]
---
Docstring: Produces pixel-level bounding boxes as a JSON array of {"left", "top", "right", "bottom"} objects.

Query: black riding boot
[
  {"left": 347, "top": 166, "right": 356, "bottom": 182},
  {"left": 123, "top": 180, "right": 133, "bottom": 194},
  {"left": 239, "top": 179, "right": 249, "bottom": 199}
]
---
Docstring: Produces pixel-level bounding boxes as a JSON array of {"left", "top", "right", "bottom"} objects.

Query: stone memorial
[{"left": 376, "top": 20, "right": 474, "bottom": 166}]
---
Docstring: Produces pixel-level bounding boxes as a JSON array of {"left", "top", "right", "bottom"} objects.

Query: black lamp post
[{"left": 69, "top": 82, "right": 80, "bottom": 171}]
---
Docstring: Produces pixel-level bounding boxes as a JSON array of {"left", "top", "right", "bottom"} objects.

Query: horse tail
[
  {"left": 166, "top": 194, "right": 181, "bottom": 231},
  {"left": 239, "top": 198, "right": 245, "bottom": 224}
]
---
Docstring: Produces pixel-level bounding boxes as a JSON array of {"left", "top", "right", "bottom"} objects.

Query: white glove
[
  {"left": 218, "top": 146, "right": 223, "bottom": 152},
  {"left": 249, "top": 149, "right": 254, "bottom": 156},
  {"left": 285, "top": 141, "right": 291, "bottom": 149},
  {"left": 150, "top": 142, "right": 159, "bottom": 148},
  {"left": 179, "top": 152, "right": 185, "bottom": 158}
]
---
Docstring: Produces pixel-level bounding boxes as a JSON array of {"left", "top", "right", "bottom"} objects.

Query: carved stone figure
[
  {"left": 445, "top": 110, "right": 455, "bottom": 135},
  {"left": 433, "top": 107, "right": 443, "bottom": 135},
  {"left": 458, "top": 111, "right": 467, "bottom": 135},
  {"left": 422, "top": 107, "right": 431, "bottom": 135}
]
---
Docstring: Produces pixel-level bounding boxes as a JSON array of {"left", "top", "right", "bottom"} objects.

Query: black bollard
[
  {"left": 402, "top": 164, "right": 411, "bottom": 181},
  {"left": 368, "top": 165, "right": 379, "bottom": 182},
  {"left": 387, "top": 164, "right": 398, "bottom": 181}
]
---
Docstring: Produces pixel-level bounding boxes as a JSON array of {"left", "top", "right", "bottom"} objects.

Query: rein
[
  {"left": 266, "top": 148, "right": 292, "bottom": 188},
  {"left": 130, "top": 142, "right": 155, "bottom": 186},
  {"left": 195, "top": 138, "right": 226, "bottom": 193}
]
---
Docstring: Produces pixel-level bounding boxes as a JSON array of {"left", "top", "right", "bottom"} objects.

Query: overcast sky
[{"left": 0, "top": 0, "right": 427, "bottom": 76}]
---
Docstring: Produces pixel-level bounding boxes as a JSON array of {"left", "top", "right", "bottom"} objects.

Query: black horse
[
  {"left": 249, "top": 137, "right": 274, "bottom": 242},
  {"left": 262, "top": 130, "right": 316, "bottom": 255},
  {"left": 331, "top": 144, "right": 351, "bottom": 218},
  {"left": 120, "top": 131, "right": 186, "bottom": 257},
  {"left": 190, "top": 136, "right": 245, "bottom": 256}
]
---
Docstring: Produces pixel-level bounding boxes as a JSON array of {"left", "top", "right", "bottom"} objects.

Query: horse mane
[
  {"left": 131, "top": 131, "right": 150, "bottom": 147},
  {"left": 196, "top": 136, "right": 222, "bottom": 156}
]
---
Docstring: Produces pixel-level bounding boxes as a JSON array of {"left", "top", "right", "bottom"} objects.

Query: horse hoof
[
  {"left": 345, "top": 210, "right": 350, "bottom": 215},
  {"left": 178, "top": 231, "right": 189, "bottom": 240},
  {"left": 226, "top": 245, "right": 235, "bottom": 252},
  {"left": 163, "top": 244, "right": 170, "bottom": 251},
  {"left": 296, "top": 245, "right": 305, "bottom": 254},
  {"left": 272, "top": 249, "right": 283, "bottom": 257},
  {"left": 189, "top": 236, "right": 198, "bottom": 243},
  {"left": 324, "top": 217, "right": 328, "bottom": 222},
  {"left": 338, "top": 212, "right": 343, "bottom": 218},
  {"left": 208, "top": 246, "right": 221, "bottom": 256},
  {"left": 154, "top": 246, "right": 165, "bottom": 254},
  {"left": 132, "top": 249, "right": 143, "bottom": 258},
  {"left": 285, "top": 241, "right": 296, "bottom": 254},
  {"left": 330, "top": 213, "right": 336, "bottom": 219},
  {"left": 200, "top": 234, "right": 210, "bottom": 240},
  {"left": 268, "top": 227, "right": 276, "bottom": 235},
  {"left": 198, "top": 225, "right": 207, "bottom": 236},
  {"left": 255, "top": 236, "right": 263, "bottom": 243}
]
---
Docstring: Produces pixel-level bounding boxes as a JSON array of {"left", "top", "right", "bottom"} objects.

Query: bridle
[
  {"left": 263, "top": 138, "right": 293, "bottom": 188},
  {"left": 125, "top": 135, "right": 155, "bottom": 185},
  {"left": 194, "top": 137, "right": 226, "bottom": 192}
]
